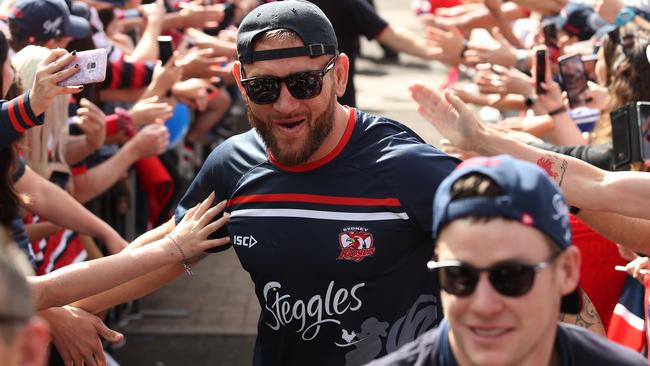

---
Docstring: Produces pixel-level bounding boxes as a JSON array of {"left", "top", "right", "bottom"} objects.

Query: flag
[{"left": 608, "top": 276, "right": 646, "bottom": 352}]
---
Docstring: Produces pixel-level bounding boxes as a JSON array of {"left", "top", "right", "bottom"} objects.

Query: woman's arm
[{"left": 31, "top": 195, "right": 229, "bottom": 310}]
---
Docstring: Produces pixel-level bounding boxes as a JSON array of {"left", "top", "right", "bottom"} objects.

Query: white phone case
[{"left": 58, "top": 49, "right": 108, "bottom": 87}]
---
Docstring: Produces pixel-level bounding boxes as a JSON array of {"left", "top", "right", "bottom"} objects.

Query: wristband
[
  {"left": 115, "top": 107, "right": 136, "bottom": 138},
  {"left": 548, "top": 106, "right": 567, "bottom": 116},
  {"left": 569, "top": 206, "right": 581, "bottom": 215},
  {"left": 166, "top": 234, "right": 193, "bottom": 277}
]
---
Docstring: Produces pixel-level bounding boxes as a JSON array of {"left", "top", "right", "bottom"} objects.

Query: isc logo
[{"left": 233, "top": 235, "right": 258, "bottom": 248}]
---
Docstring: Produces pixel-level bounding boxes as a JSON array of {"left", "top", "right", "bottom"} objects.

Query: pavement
[{"left": 112, "top": 1, "right": 449, "bottom": 364}]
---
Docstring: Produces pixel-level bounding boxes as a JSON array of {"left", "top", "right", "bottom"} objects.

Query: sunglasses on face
[
  {"left": 427, "top": 252, "right": 561, "bottom": 297},
  {"left": 240, "top": 55, "right": 338, "bottom": 105}
]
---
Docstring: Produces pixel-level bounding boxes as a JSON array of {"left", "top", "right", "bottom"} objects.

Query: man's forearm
[
  {"left": 511, "top": 0, "right": 566, "bottom": 15},
  {"left": 72, "top": 145, "right": 139, "bottom": 204},
  {"left": 376, "top": 25, "right": 432, "bottom": 60},
  {"left": 578, "top": 210, "right": 650, "bottom": 255}
]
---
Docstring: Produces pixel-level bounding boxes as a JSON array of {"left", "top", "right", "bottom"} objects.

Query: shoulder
[
  {"left": 366, "top": 327, "right": 441, "bottom": 366},
  {"left": 559, "top": 323, "right": 647, "bottom": 365},
  {"left": 202, "top": 129, "right": 267, "bottom": 174},
  {"left": 352, "top": 109, "right": 459, "bottom": 174}
]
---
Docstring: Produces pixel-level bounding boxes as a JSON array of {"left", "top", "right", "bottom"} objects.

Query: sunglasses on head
[
  {"left": 240, "top": 55, "right": 338, "bottom": 105},
  {"left": 427, "top": 252, "right": 561, "bottom": 297}
]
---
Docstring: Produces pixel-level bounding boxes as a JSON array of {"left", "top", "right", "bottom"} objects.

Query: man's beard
[{"left": 247, "top": 92, "right": 336, "bottom": 166}]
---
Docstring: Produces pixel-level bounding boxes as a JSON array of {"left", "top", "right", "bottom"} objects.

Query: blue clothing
[
  {"left": 367, "top": 319, "right": 648, "bottom": 365},
  {"left": 0, "top": 91, "right": 44, "bottom": 149},
  {"left": 176, "top": 108, "right": 458, "bottom": 366}
]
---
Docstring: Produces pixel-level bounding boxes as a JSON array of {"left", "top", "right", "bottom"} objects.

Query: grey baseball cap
[{"left": 236, "top": 0, "right": 338, "bottom": 64}]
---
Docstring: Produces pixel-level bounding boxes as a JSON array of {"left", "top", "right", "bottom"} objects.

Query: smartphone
[
  {"left": 158, "top": 35, "right": 173, "bottom": 65},
  {"left": 535, "top": 49, "right": 546, "bottom": 95},
  {"left": 581, "top": 54, "right": 598, "bottom": 82},
  {"left": 57, "top": 49, "right": 108, "bottom": 87},
  {"left": 611, "top": 101, "right": 650, "bottom": 169},
  {"left": 558, "top": 54, "right": 589, "bottom": 108},
  {"left": 542, "top": 21, "right": 560, "bottom": 63}
]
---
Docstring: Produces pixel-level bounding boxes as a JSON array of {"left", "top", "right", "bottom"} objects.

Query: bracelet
[
  {"left": 166, "top": 234, "right": 193, "bottom": 277},
  {"left": 548, "top": 106, "right": 567, "bottom": 116},
  {"left": 569, "top": 206, "right": 581, "bottom": 215}
]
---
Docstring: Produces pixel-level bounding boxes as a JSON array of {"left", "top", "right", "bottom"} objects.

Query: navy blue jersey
[
  {"left": 177, "top": 108, "right": 458, "bottom": 366},
  {"left": 367, "top": 320, "right": 648, "bottom": 366}
]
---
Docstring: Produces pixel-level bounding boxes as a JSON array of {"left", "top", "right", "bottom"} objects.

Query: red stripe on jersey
[
  {"left": 16, "top": 95, "right": 34, "bottom": 127},
  {"left": 228, "top": 193, "right": 402, "bottom": 207},
  {"left": 270, "top": 107, "right": 356, "bottom": 172},
  {"left": 110, "top": 58, "right": 124, "bottom": 89},
  {"left": 133, "top": 61, "right": 146, "bottom": 87},
  {"left": 7, "top": 99, "right": 23, "bottom": 132}
]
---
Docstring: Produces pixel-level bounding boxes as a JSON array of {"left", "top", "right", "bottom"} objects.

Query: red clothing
[{"left": 571, "top": 215, "right": 628, "bottom": 329}]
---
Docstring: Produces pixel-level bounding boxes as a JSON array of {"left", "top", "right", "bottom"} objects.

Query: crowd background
[{"left": 4, "top": 0, "right": 650, "bottom": 364}]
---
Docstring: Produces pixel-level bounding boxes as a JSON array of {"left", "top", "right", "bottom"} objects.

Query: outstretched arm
[
  {"left": 409, "top": 82, "right": 650, "bottom": 220},
  {"left": 30, "top": 195, "right": 229, "bottom": 310}
]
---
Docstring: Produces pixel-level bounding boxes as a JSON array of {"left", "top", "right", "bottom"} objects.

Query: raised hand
[
  {"left": 169, "top": 192, "right": 230, "bottom": 258},
  {"left": 409, "top": 82, "right": 487, "bottom": 152},
  {"left": 30, "top": 49, "right": 84, "bottom": 116}
]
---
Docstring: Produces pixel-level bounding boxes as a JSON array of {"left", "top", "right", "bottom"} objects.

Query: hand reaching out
[{"left": 410, "top": 82, "right": 487, "bottom": 152}]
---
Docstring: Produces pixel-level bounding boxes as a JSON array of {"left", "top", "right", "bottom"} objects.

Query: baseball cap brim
[{"left": 65, "top": 14, "right": 91, "bottom": 38}]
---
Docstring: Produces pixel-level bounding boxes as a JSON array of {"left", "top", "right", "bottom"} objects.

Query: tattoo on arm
[
  {"left": 536, "top": 154, "right": 569, "bottom": 187},
  {"left": 559, "top": 291, "right": 606, "bottom": 336}
]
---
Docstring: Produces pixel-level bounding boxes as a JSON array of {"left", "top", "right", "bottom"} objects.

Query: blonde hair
[{"left": 12, "top": 45, "right": 69, "bottom": 179}]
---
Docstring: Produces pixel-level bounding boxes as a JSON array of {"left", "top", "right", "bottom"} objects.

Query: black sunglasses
[
  {"left": 240, "top": 55, "right": 338, "bottom": 105},
  {"left": 427, "top": 252, "right": 561, "bottom": 297}
]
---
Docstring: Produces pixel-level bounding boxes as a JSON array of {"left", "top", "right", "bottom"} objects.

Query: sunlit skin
[
  {"left": 2, "top": 56, "right": 14, "bottom": 97},
  {"left": 436, "top": 218, "right": 580, "bottom": 366},
  {"left": 233, "top": 37, "right": 350, "bottom": 166}
]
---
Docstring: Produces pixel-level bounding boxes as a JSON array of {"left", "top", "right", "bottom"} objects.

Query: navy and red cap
[
  {"left": 236, "top": 0, "right": 338, "bottom": 64},
  {"left": 432, "top": 154, "right": 581, "bottom": 314},
  {"left": 9, "top": 0, "right": 91, "bottom": 43}
]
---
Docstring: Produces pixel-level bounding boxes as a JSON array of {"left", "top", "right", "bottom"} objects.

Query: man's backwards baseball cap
[
  {"left": 433, "top": 155, "right": 581, "bottom": 314},
  {"left": 10, "top": 0, "right": 91, "bottom": 42},
  {"left": 236, "top": 0, "right": 338, "bottom": 64}
]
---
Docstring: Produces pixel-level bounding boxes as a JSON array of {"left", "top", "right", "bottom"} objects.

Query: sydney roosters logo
[{"left": 338, "top": 227, "right": 375, "bottom": 262}]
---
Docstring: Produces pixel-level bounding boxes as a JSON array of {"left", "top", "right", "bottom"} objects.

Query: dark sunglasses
[
  {"left": 240, "top": 55, "right": 338, "bottom": 105},
  {"left": 427, "top": 252, "right": 561, "bottom": 297}
]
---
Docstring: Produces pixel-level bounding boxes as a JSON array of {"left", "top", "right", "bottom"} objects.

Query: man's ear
[
  {"left": 557, "top": 246, "right": 581, "bottom": 296},
  {"left": 19, "top": 316, "right": 50, "bottom": 366},
  {"left": 232, "top": 61, "right": 248, "bottom": 99},
  {"left": 332, "top": 53, "right": 349, "bottom": 99}
]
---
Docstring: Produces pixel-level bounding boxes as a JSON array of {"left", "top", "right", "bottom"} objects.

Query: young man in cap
[
  {"left": 369, "top": 155, "right": 647, "bottom": 366},
  {"left": 169, "top": 1, "right": 458, "bottom": 364},
  {"left": 7, "top": 0, "right": 90, "bottom": 51}
]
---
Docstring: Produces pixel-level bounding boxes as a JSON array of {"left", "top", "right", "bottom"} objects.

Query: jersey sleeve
[
  {"left": 0, "top": 91, "right": 45, "bottom": 149},
  {"left": 345, "top": 0, "right": 389, "bottom": 40}
]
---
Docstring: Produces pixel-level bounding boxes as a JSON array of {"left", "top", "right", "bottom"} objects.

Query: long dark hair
[{"left": 0, "top": 31, "right": 21, "bottom": 227}]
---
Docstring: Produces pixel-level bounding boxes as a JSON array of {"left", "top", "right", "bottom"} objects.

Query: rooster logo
[{"left": 338, "top": 228, "right": 375, "bottom": 262}]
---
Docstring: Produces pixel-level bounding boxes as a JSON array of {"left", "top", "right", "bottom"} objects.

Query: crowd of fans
[{"left": 3, "top": 0, "right": 650, "bottom": 364}]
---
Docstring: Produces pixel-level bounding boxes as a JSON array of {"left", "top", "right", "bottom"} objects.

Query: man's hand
[
  {"left": 128, "top": 96, "right": 174, "bottom": 127},
  {"left": 178, "top": 47, "right": 231, "bottom": 80},
  {"left": 474, "top": 64, "right": 533, "bottom": 96},
  {"left": 30, "top": 49, "right": 84, "bottom": 116},
  {"left": 125, "top": 124, "right": 170, "bottom": 159},
  {"left": 75, "top": 98, "right": 107, "bottom": 150},
  {"left": 424, "top": 25, "right": 466, "bottom": 65},
  {"left": 39, "top": 306, "right": 123, "bottom": 366},
  {"left": 464, "top": 28, "right": 518, "bottom": 68},
  {"left": 410, "top": 83, "right": 486, "bottom": 152},
  {"left": 172, "top": 78, "right": 215, "bottom": 112}
]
